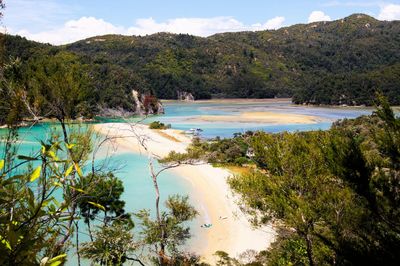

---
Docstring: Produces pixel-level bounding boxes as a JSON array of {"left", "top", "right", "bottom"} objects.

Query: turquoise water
[
  {"left": 157, "top": 101, "right": 373, "bottom": 138},
  {"left": 0, "top": 100, "right": 374, "bottom": 264},
  {"left": 100, "top": 100, "right": 374, "bottom": 138}
]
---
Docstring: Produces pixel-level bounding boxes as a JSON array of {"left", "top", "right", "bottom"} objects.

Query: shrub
[
  {"left": 149, "top": 121, "right": 169, "bottom": 129},
  {"left": 234, "top": 157, "right": 250, "bottom": 166}
]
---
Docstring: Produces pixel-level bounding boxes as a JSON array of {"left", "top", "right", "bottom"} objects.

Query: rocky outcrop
[
  {"left": 132, "top": 90, "right": 145, "bottom": 115},
  {"left": 98, "top": 90, "right": 164, "bottom": 117},
  {"left": 177, "top": 91, "right": 195, "bottom": 101},
  {"left": 133, "top": 90, "right": 164, "bottom": 115},
  {"left": 154, "top": 101, "right": 164, "bottom": 114}
]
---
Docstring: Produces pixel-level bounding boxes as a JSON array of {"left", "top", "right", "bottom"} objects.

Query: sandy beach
[
  {"left": 93, "top": 122, "right": 275, "bottom": 263},
  {"left": 188, "top": 111, "right": 323, "bottom": 124}
]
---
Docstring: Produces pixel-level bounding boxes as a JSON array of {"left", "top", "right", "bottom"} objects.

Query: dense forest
[{"left": 2, "top": 13, "right": 400, "bottom": 115}]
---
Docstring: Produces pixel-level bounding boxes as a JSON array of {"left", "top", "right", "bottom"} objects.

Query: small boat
[
  {"left": 200, "top": 223, "right": 212, "bottom": 228},
  {"left": 185, "top": 128, "right": 203, "bottom": 135}
]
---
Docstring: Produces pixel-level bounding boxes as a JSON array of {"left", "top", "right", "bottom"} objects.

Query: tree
[
  {"left": 77, "top": 172, "right": 133, "bottom": 241},
  {"left": 121, "top": 120, "right": 202, "bottom": 265},
  {"left": 0, "top": 124, "right": 98, "bottom": 265},
  {"left": 80, "top": 223, "right": 141, "bottom": 266},
  {"left": 229, "top": 131, "right": 360, "bottom": 265},
  {"left": 136, "top": 195, "right": 198, "bottom": 264}
]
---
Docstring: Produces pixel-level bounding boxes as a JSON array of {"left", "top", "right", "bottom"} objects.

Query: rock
[
  {"left": 140, "top": 94, "right": 164, "bottom": 114},
  {"left": 177, "top": 90, "right": 195, "bottom": 101},
  {"left": 156, "top": 101, "right": 165, "bottom": 114},
  {"left": 132, "top": 90, "right": 145, "bottom": 115},
  {"left": 98, "top": 90, "right": 164, "bottom": 117}
]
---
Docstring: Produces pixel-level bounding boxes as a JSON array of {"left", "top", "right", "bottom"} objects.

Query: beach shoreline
[{"left": 92, "top": 122, "right": 276, "bottom": 263}]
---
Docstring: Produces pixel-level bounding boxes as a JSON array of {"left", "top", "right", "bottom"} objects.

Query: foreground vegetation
[
  {"left": 164, "top": 96, "right": 400, "bottom": 265},
  {"left": 0, "top": 125, "right": 201, "bottom": 265}
]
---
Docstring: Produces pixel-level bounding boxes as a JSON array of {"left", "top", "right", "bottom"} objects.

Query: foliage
[
  {"left": 213, "top": 250, "right": 265, "bottom": 266},
  {"left": 149, "top": 121, "right": 170, "bottom": 130},
  {"left": 135, "top": 194, "right": 198, "bottom": 264},
  {"left": 214, "top": 251, "right": 240, "bottom": 266},
  {"left": 80, "top": 223, "right": 136, "bottom": 266},
  {"left": 0, "top": 124, "right": 94, "bottom": 264},
  {"left": 77, "top": 171, "right": 133, "bottom": 234},
  {"left": 167, "top": 133, "right": 253, "bottom": 166}
]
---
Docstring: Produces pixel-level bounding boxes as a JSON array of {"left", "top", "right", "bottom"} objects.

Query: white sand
[
  {"left": 93, "top": 123, "right": 276, "bottom": 263},
  {"left": 188, "top": 111, "right": 323, "bottom": 124}
]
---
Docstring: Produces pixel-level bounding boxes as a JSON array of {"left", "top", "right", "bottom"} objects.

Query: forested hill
[{"left": 4, "top": 14, "right": 400, "bottom": 106}]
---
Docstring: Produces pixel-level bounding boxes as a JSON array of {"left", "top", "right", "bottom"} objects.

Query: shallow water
[{"left": 101, "top": 100, "right": 374, "bottom": 138}]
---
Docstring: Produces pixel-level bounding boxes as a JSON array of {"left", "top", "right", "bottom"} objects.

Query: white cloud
[
  {"left": 378, "top": 4, "right": 400, "bottom": 20},
  {"left": 251, "top": 16, "right": 285, "bottom": 30},
  {"left": 15, "top": 17, "right": 125, "bottom": 45},
  {"left": 12, "top": 16, "right": 285, "bottom": 45},
  {"left": 308, "top": 11, "right": 332, "bottom": 23},
  {"left": 126, "top": 17, "right": 246, "bottom": 36}
]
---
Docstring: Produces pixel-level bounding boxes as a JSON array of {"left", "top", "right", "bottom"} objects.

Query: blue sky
[{"left": 2, "top": 0, "right": 400, "bottom": 44}]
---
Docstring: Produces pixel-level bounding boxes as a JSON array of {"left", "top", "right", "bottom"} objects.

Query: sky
[{"left": 1, "top": 0, "right": 400, "bottom": 45}]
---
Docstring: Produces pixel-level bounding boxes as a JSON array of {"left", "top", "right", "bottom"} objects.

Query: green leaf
[
  {"left": 30, "top": 166, "right": 42, "bottom": 182},
  {"left": 0, "top": 159, "right": 4, "bottom": 170},
  {"left": 65, "top": 165, "right": 73, "bottom": 177},
  {"left": 88, "top": 201, "right": 106, "bottom": 211},
  {"left": 0, "top": 235, "right": 11, "bottom": 250},
  {"left": 42, "top": 199, "right": 53, "bottom": 207},
  {"left": 66, "top": 143, "right": 75, "bottom": 150},
  {"left": 47, "top": 151, "right": 59, "bottom": 161},
  {"left": 69, "top": 186, "right": 86, "bottom": 194},
  {"left": 47, "top": 253, "right": 67, "bottom": 266},
  {"left": 74, "top": 163, "right": 83, "bottom": 177}
]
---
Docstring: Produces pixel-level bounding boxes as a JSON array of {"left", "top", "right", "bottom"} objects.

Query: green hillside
[{"left": 3, "top": 14, "right": 400, "bottom": 111}]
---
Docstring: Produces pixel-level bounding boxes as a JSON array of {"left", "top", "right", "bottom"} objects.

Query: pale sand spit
[
  {"left": 92, "top": 123, "right": 276, "bottom": 263},
  {"left": 188, "top": 111, "right": 324, "bottom": 124}
]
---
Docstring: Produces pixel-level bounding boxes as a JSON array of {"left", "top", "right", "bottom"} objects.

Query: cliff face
[{"left": 133, "top": 90, "right": 164, "bottom": 115}]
